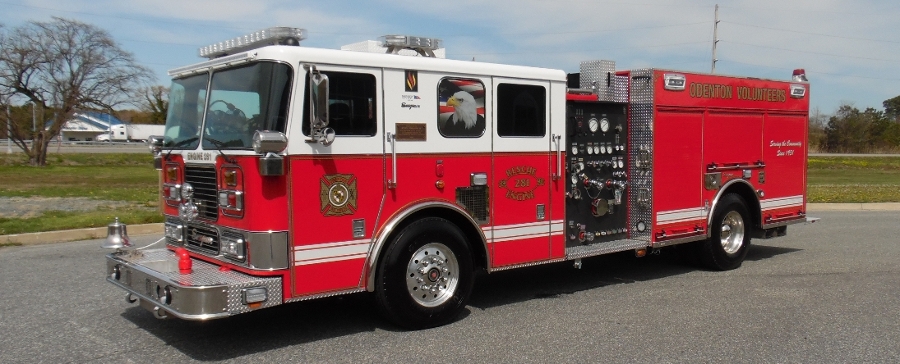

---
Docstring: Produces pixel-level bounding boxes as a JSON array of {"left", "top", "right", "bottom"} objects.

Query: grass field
[
  {"left": 807, "top": 156, "right": 900, "bottom": 203},
  {"left": 0, "top": 153, "right": 162, "bottom": 235},
  {"left": 0, "top": 153, "right": 897, "bottom": 236}
]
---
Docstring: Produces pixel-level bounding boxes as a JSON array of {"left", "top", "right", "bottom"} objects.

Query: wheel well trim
[
  {"left": 706, "top": 179, "right": 761, "bottom": 237},
  {"left": 364, "top": 201, "right": 488, "bottom": 292}
]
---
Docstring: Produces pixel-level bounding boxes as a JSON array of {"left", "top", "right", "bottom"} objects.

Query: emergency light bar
[
  {"left": 380, "top": 35, "right": 443, "bottom": 57},
  {"left": 199, "top": 27, "right": 307, "bottom": 59}
]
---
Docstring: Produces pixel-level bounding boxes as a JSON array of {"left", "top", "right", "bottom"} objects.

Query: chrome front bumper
[{"left": 106, "top": 248, "right": 282, "bottom": 320}]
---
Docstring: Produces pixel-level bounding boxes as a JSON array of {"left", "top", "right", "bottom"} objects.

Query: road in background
[
  {"left": 1, "top": 139, "right": 148, "bottom": 154},
  {"left": 0, "top": 211, "right": 898, "bottom": 362}
]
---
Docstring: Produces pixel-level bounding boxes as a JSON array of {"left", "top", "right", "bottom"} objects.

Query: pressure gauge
[
  {"left": 600, "top": 118, "right": 610, "bottom": 133},
  {"left": 571, "top": 174, "right": 578, "bottom": 185},
  {"left": 588, "top": 118, "right": 599, "bottom": 133},
  {"left": 571, "top": 145, "right": 579, "bottom": 155},
  {"left": 593, "top": 145, "right": 600, "bottom": 155}
]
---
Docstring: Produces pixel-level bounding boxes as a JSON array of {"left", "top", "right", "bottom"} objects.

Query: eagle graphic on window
[{"left": 438, "top": 78, "right": 485, "bottom": 137}]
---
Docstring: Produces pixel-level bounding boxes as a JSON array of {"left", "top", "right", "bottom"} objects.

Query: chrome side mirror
[
  {"left": 148, "top": 135, "right": 164, "bottom": 170},
  {"left": 309, "top": 72, "right": 329, "bottom": 130},
  {"left": 304, "top": 64, "right": 334, "bottom": 146}
]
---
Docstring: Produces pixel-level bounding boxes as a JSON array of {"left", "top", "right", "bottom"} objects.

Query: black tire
[
  {"left": 697, "top": 193, "right": 751, "bottom": 270},
  {"left": 374, "top": 217, "right": 474, "bottom": 329}
]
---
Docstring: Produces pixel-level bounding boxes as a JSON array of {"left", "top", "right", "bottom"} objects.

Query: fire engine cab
[{"left": 104, "top": 27, "right": 812, "bottom": 329}]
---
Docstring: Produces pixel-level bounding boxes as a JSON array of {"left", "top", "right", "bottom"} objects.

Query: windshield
[
  {"left": 164, "top": 73, "right": 208, "bottom": 149},
  {"left": 164, "top": 61, "right": 293, "bottom": 150},
  {"left": 202, "top": 62, "right": 293, "bottom": 149}
]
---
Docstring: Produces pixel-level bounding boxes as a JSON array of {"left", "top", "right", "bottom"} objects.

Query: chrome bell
[{"left": 103, "top": 217, "right": 132, "bottom": 249}]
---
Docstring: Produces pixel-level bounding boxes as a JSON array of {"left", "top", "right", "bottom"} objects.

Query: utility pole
[
  {"left": 6, "top": 103, "right": 12, "bottom": 154},
  {"left": 711, "top": 4, "right": 719, "bottom": 74},
  {"left": 31, "top": 101, "right": 36, "bottom": 133}
]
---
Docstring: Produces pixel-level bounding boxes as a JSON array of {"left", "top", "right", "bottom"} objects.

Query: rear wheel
[
  {"left": 374, "top": 217, "right": 474, "bottom": 329},
  {"left": 697, "top": 193, "right": 751, "bottom": 270}
]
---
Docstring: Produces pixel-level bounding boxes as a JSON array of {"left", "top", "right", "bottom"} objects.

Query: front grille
[
  {"left": 186, "top": 224, "right": 220, "bottom": 254},
  {"left": 185, "top": 166, "right": 218, "bottom": 220}
]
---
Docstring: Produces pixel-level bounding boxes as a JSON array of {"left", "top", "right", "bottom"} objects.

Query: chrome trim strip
[
  {"left": 283, "top": 288, "right": 366, "bottom": 304},
  {"left": 490, "top": 258, "right": 566, "bottom": 272},
  {"left": 566, "top": 239, "right": 648, "bottom": 260},
  {"left": 760, "top": 195, "right": 804, "bottom": 210},
  {"left": 365, "top": 201, "right": 487, "bottom": 292},
  {"left": 656, "top": 207, "right": 707, "bottom": 224},
  {"left": 761, "top": 215, "right": 807, "bottom": 229},
  {"left": 651, "top": 234, "right": 706, "bottom": 248}
]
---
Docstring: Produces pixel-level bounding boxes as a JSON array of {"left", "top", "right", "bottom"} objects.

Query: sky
[{"left": 2, "top": 0, "right": 899, "bottom": 114}]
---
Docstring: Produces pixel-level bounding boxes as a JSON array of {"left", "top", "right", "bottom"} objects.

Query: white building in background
[{"left": 59, "top": 112, "right": 125, "bottom": 141}]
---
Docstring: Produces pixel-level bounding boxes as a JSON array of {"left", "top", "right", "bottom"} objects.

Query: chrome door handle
[
  {"left": 552, "top": 134, "right": 562, "bottom": 180},
  {"left": 386, "top": 132, "right": 397, "bottom": 189}
]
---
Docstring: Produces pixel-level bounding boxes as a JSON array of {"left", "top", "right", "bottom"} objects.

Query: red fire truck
[{"left": 104, "top": 27, "right": 811, "bottom": 329}]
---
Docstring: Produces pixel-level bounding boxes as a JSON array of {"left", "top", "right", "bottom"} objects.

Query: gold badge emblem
[
  {"left": 498, "top": 166, "right": 545, "bottom": 201},
  {"left": 320, "top": 174, "right": 358, "bottom": 216}
]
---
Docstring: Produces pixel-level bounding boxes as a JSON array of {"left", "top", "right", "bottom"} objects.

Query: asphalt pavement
[{"left": 0, "top": 210, "right": 898, "bottom": 363}]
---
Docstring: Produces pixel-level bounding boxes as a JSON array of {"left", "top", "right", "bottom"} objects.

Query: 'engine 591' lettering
[{"left": 185, "top": 152, "right": 211, "bottom": 161}]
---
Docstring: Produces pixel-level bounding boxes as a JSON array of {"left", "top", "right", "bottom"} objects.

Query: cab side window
[
  {"left": 496, "top": 84, "right": 546, "bottom": 137},
  {"left": 303, "top": 71, "right": 377, "bottom": 136}
]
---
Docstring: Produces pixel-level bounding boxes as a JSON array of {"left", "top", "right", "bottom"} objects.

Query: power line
[
  {"left": 723, "top": 40, "right": 900, "bottom": 63},
  {"left": 449, "top": 40, "right": 709, "bottom": 57},
  {"left": 722, "top": 21, "right": 900, "bottom": 45},
  {"left": 0, "top": 1, "right": 261, "bottom": 32},
  {"left": 720, "top": 58, "right": 900, "bottom": 81}
]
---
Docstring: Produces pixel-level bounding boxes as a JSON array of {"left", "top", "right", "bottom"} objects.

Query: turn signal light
[{"left": 218, "top": 190, "right": 243, "bottom": 210}]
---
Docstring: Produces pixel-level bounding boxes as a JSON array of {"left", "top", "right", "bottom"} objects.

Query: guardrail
[{"left": 2, "top": 139, "right": 149, "bottom": 153}]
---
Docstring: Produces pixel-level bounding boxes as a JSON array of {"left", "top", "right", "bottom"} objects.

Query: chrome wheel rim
[
  {"left": 406, "top": 242, "right": 459, "bottom": 307},
  {"left": 720, "top": 210, "right": 745, "bottom": 255}
]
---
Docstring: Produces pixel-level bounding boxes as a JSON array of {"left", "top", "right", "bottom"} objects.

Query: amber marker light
[
  {"left": 166, "top": 166, "right": 178, "bottom": 182},
  {"left": 435, "top": 180, "right": 445, "bottom": 189},
  {"left": 635, "top": 248, "right": 648, "bottom": 258},
  {"left": 224, "top": 170, "right": 237, "bottom": 186}
]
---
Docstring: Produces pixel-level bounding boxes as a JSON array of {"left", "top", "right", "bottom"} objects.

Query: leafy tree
[
  {"left": 884, "top": 95, "right": 900, "bottom": 121},
  {"left": 808, "top": 107, "right": 827, "bottom": 152},
  {"left": 0, "top": 17, "right": 152, "bottom": 166},
  {"left": 823, "top": 102, "right": 900, "bottom": 153},
  {"left": 140, "top": 85, "right": 169, "bottom": 125}
]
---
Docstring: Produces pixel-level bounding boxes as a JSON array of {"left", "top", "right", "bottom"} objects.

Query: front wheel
[
  {"left": 697, "top": 193, "right": 751, "bottom": 270},
  {"left": 374, "top": 217, "right": 474, "bottom": 329}
]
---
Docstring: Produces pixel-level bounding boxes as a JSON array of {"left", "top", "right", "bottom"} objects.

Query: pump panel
[{"left": 564, "top": 102, "right": 629, "bottom": 247}]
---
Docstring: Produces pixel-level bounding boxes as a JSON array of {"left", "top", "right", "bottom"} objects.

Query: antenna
[{"left": 711, "top": 4, "right": 719, "bottom": 73}]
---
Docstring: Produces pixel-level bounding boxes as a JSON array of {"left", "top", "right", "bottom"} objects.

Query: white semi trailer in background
[{"left": 100, "top": 124, "right": 165, "bottom": 142}]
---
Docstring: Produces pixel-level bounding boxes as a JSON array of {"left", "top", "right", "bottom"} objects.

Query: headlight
[
  {"left": 164, "top": 222, "right": 184, "bottom": 243},
  {"left": 221, "top": 233, "right": 246, "bottom": 261}
]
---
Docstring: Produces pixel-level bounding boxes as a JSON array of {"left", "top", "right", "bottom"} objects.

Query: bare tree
[{"left": 0, "top": 17, "right": 153, "bottom": 166}]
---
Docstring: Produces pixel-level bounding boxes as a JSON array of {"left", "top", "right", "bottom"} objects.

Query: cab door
[
  {"left": 489, "top": 78, "right": 553, "bottom": 267},
  {"left": 288, "top": 65, "right": 384, "bottom": 296}
]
